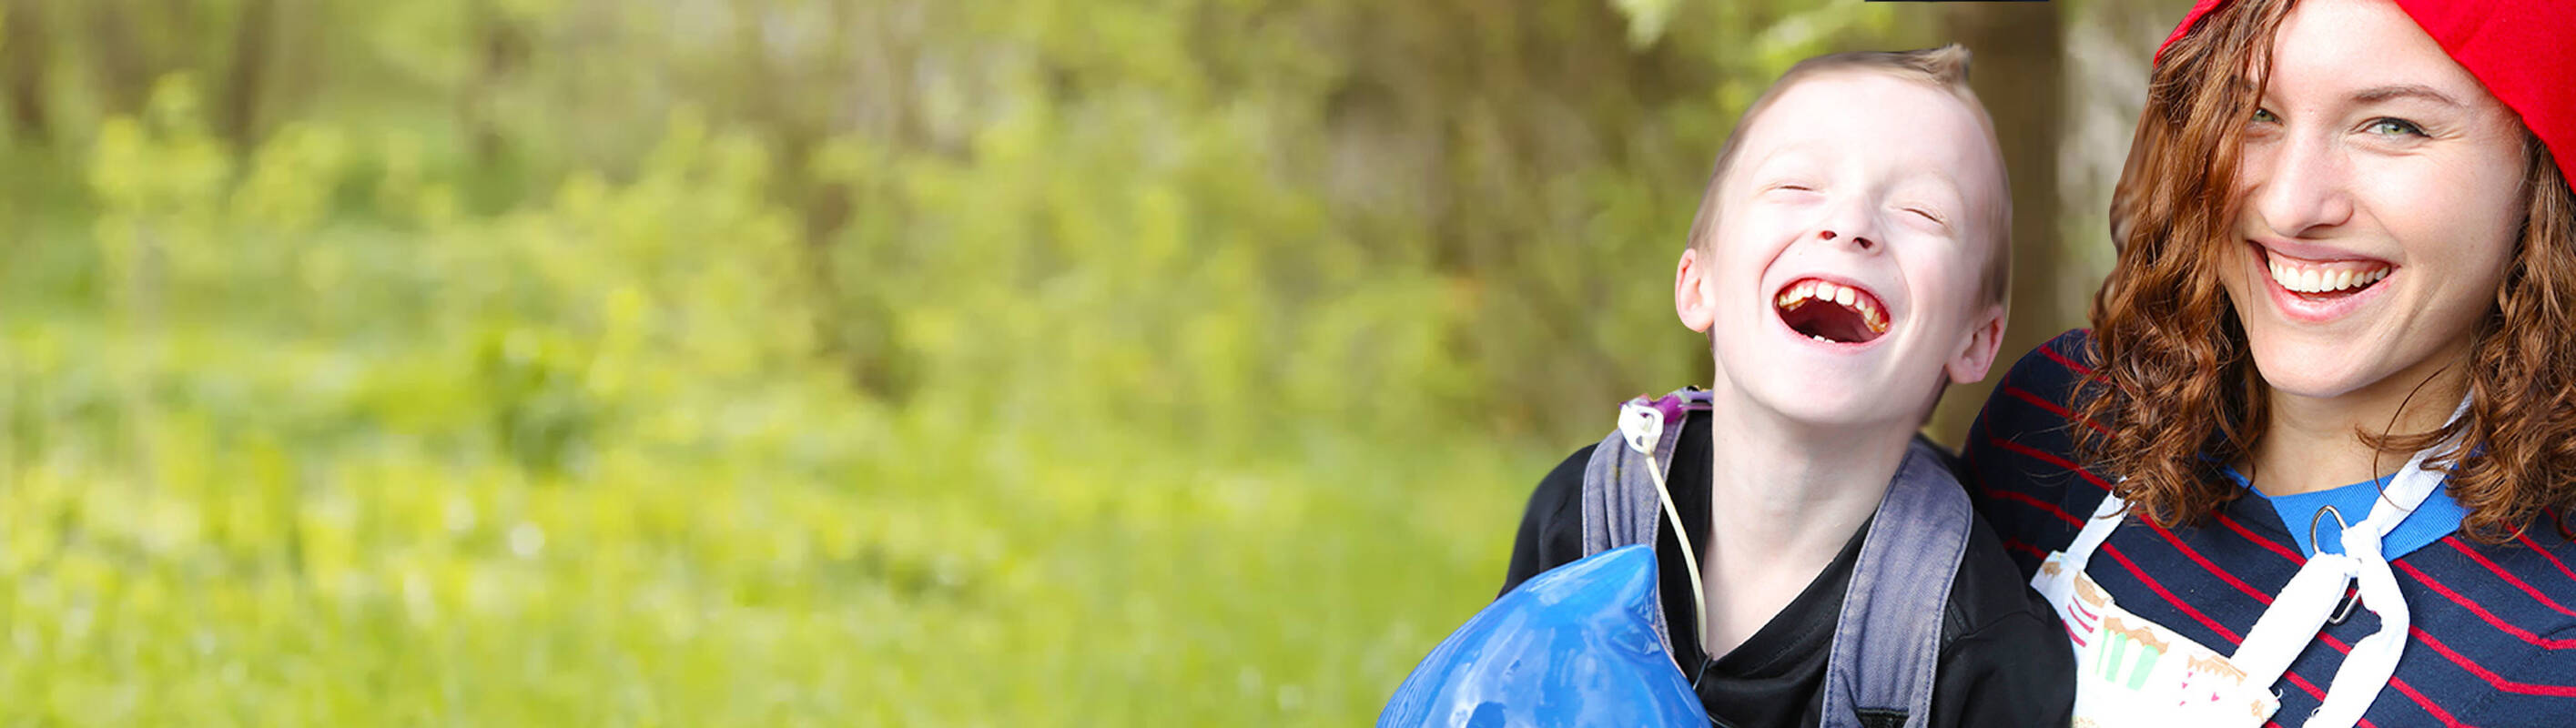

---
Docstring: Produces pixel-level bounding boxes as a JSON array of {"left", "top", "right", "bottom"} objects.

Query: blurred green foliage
[{"left": 0, "top": 0, "right": 2093, "bottom": 723}]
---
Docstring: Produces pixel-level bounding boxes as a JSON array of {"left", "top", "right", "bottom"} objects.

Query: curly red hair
[{"left": 2083, "top": 0, "right": 2576, "bottom": 542}]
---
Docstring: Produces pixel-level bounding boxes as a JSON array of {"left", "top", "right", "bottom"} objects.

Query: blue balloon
[{"left": 1380, "top": 544, "right": 1708, "bottom": 727}]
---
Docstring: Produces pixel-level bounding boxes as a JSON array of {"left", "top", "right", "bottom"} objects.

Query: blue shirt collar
[{"left": 2222, "top": 466, "right": 2466, "bottom": 561}]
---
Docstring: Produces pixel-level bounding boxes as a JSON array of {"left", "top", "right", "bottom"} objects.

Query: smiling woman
[
  {"left": 1965, "top": 0, "right": 2576, "bottom": 726},
  {"left": 2093, "top": 0, "right": 2575, "bottom": 541}
]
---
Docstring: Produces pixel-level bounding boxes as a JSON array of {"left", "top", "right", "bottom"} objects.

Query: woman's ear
[
  {"left": 1675, "top": 247, "right": 1718, "bottom": 333},
  {"left": 1945, "top": 302, "right": 2008, "bottom": 385}
]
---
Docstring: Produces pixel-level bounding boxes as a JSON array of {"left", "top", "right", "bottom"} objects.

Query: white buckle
[{"left": 1618, "top": 401, "right": 1664, "bottom": 456}]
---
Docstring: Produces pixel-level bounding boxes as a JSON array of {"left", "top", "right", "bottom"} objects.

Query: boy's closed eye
[
  {"left": 1760, "top": 179, "right": 1824, "bottom": 197},
  {"left": 1888, "top": 182, "right": 1964, "bottom": 236},
  {"left": 1895, "top": 204, "right": 1949, "bottom": 233}
]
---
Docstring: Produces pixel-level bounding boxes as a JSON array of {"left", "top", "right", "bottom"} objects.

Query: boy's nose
[{"left": 1820, "top": 229, "right": 1876, "bottom": 251}]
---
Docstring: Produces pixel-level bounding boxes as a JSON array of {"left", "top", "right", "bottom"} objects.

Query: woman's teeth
[
  {"left": 1773, "top": 279, "right": 1887, "bottom": 334},
  {"left": 2267, "top": 258, "right": 2390, "bottom": 294}
]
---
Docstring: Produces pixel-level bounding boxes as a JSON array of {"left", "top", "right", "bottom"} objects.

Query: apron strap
[
  {"left": 2227, "top": 398, "right": 2470, "bottom": 727},
  {"left": 2051, "top": 399, "right": 2465, "bottom": 728},
  {"left": 2061, "top": 488, "right": 2127, "bottom": 566},
  {"left": 2228, "top": 437, "right": 2454, "bottom": 727}
]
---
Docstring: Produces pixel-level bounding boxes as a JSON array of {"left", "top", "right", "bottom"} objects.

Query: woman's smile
[{"left": 2245, "top": 239, "right": 2399, "bottom": 325}]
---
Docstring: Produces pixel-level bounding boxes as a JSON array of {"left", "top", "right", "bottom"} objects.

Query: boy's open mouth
[
  {"left": 2257, "top": 243, "right": 2394, "bottom": 300},
  {"left": 1774, "top": 278, "right": 1888, "bottom": 344}
]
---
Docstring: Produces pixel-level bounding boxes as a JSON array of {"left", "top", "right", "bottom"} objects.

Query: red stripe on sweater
[
  {"left": 2278, "top": 670, "right": 2347, "bottom": 724},
  {"left": 2387, "top": 675, "right": 2470, "bottom": 728},
  {"left": 2409, "top": 625, "right": 2576, "bottom": 696},
  {"left": 2038, "top": 339, "right": 2096, "bottom": 376},
  {"left": 2003, "top": 385, "right": 2109, "bottom": 436},
  {"left": 1990, "top": 436, "right": 2115, "bottom": 491},
  {"left": 2217, "top": 511, "right": 2309, "bottom": 566},
  {"left": 2260, "top": 634, "right": 2338, "bottom": 714},
  {"left": 2395, "top": 558, "right": 2576, "bottom": 649},
  {"left": 2511, "top": 529, "right": 2576, "bottom": 586},
  {"left": 2444, "top": 536, "right": 2576, "bottom": 618},
  {"left": 2101, "top": 541, "right": 2244, "bottom": 644},
  {"left": 2314, "top": 634, "right": 2431, "bottom": 727},
  {"left": 2142, "top": 519, "right": 2274, "bottom": 605},
  {"left": 1968, "top": 425, "right": 2088, "bottom": 531},
  {"left": 1982, "top": 485, "right": 2084, "bottom": 527}
]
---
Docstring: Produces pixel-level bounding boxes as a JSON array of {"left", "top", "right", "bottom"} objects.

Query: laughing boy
[{"left": 1498, "top": 46, "right": 2074, "bottom": 727}]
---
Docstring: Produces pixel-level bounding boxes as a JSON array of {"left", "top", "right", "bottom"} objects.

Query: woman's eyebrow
[{"left": 2350, "top": 84, "right": 2460, "bottom": 107}]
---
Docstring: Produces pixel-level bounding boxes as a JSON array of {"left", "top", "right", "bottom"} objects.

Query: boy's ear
[
  {"left": 1674, "top": 248, "right": 1717, "bottom": 333},
  {"left": 1944, "top": 302, "right": 2008, "bottom": 385}
]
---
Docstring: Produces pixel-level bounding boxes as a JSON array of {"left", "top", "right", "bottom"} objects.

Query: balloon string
[{"left": 1644, "top": 453, "right": 1709, "bottom": 654}]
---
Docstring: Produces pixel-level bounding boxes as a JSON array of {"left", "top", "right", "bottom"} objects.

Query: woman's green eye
[
  {"left": 2367, "top": 117, "right": 2427, "bottom": 137},
  {"left": 2252, "top": 108, "right": 2279, "bottom": 124}
]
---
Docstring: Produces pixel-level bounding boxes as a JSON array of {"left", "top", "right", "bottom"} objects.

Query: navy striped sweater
[{"left": 1964, "top": 329, "right": 2576, "bottom": 727}]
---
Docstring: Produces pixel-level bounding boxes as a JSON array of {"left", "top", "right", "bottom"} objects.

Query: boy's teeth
[
  {"left": 2267, "top": 258, "right": 2390, "bottom": 294},
  {"left": 1773, "top": 278, "right": 1891, "bottom": 335}
]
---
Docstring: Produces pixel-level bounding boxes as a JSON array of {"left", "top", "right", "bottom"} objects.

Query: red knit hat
[{"left": 2156, "top": 0, "right": 2576, "bottom": 181}]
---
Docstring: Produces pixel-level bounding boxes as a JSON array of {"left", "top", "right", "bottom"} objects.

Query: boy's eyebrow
[
  {"left": 1749, "top": 140, "right": 1828, "bottom": 167},
  {"left": 1732, "top": 143, "right": 1826, "bottom": 187},
  {"left": 1894, "top": 171, "right": 1972, "bottom": 208}
]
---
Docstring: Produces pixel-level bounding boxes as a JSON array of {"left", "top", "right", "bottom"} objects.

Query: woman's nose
[{"left": 2245, "top": 133, "right": 2356, "bottom": 237}]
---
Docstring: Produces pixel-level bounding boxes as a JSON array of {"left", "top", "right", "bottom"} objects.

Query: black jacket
[{"left": 1501, "top": 414, "right": 2075, "bottom": 727}]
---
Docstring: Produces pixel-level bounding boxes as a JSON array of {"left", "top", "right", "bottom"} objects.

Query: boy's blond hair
[{"left": 1682, "top": 45, "right": 2012, "bottom": 306}]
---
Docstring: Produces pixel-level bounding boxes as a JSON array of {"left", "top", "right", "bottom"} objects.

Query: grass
[{"left": 0, "top": 86, "right": 1553, "bottom": 725}]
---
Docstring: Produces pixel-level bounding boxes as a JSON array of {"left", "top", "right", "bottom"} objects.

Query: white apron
[{"left": 2033, "top": 421, "right": 2459, "bottom": 728}]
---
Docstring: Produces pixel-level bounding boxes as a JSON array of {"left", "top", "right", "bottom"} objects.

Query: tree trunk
[
  {"left": 2, "top": 0, "right": 51, "bottom": 142},
  {"left": 220, "top": 0, "right": 276, "bottom": 148},
  {"left": 87, "top": 0, "right": 151, "bottom": 116},
  {"left": 1929, "top": 2, "right": 2067, "bottom": 446},
  {"left": 461, "top": 0, "right": 525, "bottom": 165}
]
